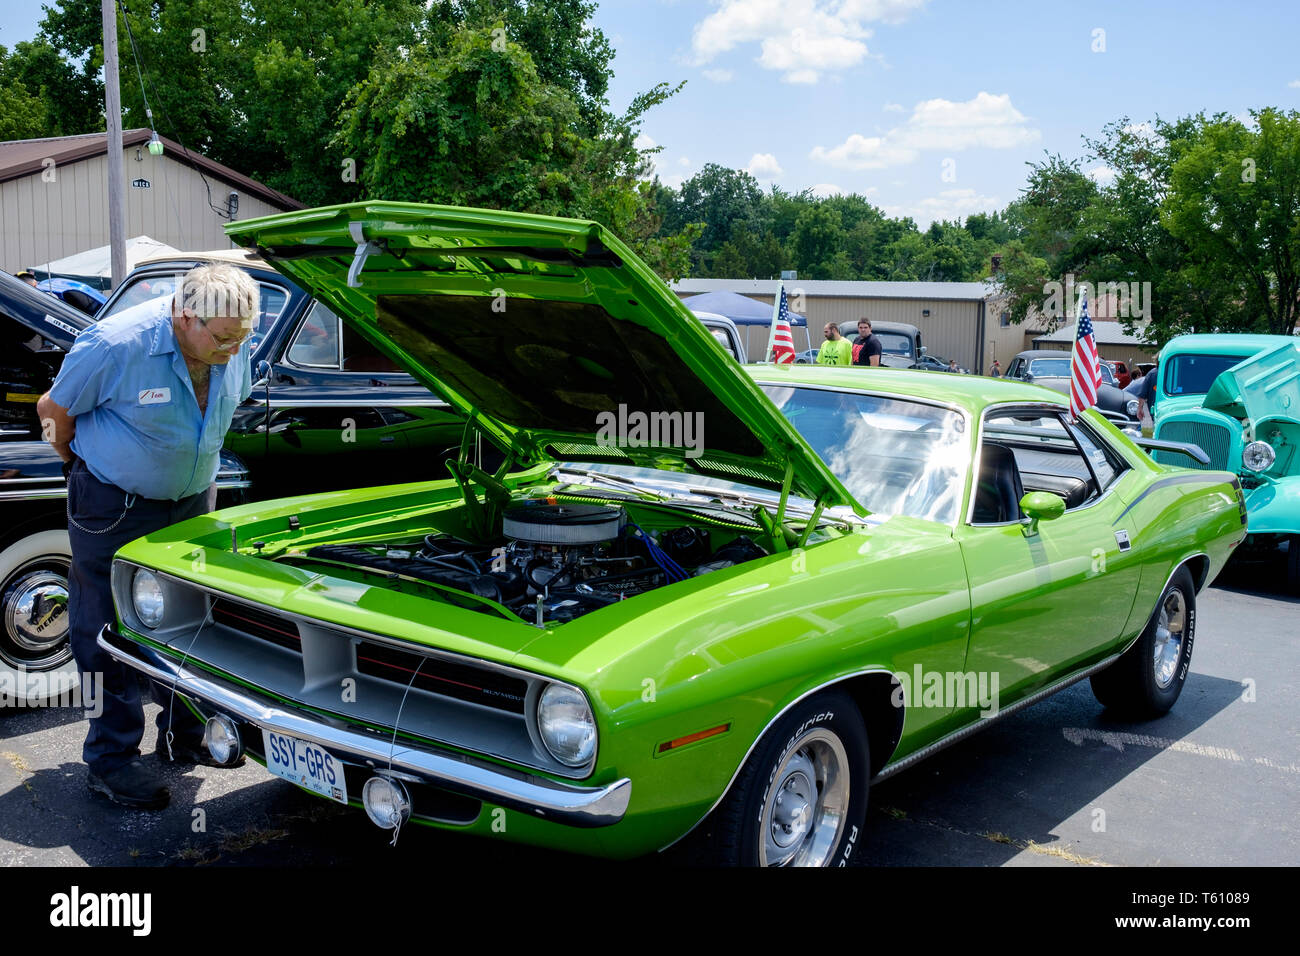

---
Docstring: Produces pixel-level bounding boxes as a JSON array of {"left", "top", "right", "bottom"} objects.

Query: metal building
[{"left": 0, "top": 128, "right": 301, "bottom": 277}]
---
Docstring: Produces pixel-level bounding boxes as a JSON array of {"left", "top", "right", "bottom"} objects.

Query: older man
[{"left": 36, "top": 263, "right": 257, "bottom": 810}]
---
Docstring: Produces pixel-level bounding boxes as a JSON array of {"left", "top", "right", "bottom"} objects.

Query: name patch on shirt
[{"left": 138, "top": 387, "right": 171, "bottom": 406}]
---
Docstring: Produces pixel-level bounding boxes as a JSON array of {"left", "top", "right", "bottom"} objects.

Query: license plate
[{"left": 261, "top": 729, "right": 348, "bottom": 804}]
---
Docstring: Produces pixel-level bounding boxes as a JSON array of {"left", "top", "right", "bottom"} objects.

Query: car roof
[
  {"left": 1015, "top": 350, "right": 1073, "bottom": 360},
  {"left": 134, "top": 248, "right": 270, "bottom": 269},
  {"left": 742, "top": 363, "right": 1067, "bottom": 414},
  {"left": 1162, "top": 333, "right": 1298, "bottom": 356}
]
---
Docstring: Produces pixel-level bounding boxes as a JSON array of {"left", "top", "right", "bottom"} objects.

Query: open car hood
[
  {"left": 228, "top": 202, "right": 857, "bottom": 509},
  {"left": 1204, "top": 340, "right": 1300, "bottom": 426},
  {"left": 0, "top": 270, "right": 91, "bottom": 350}
]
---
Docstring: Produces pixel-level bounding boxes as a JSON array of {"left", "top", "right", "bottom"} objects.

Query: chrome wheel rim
[
  {"left": 759, "top": 728, "right": 849, "bottom": 867},
  {"left": 1152, "top": 589, "right": 1186, "bottom": 689},
  {"left": 1, "top": 563, "right": 72, "bottom": 670}
]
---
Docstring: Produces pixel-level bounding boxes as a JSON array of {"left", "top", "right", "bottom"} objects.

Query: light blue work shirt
[{"left": 49, "top": 297, "right": 252, "bottom": 500}]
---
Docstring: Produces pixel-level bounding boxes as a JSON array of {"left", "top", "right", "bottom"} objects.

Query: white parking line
[{"left": 1062, "top": 727, "right": 1300, "bottom": 775}]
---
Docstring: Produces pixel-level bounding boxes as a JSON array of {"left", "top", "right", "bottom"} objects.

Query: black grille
[
  {"left": 212, "top": 599, "right": 301, "bottom": 652},
  {"left": 355, "top": 641, "right": 527, "bottom": 714}
]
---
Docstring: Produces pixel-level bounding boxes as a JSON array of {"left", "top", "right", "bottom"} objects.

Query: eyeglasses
[{"left": 197, "top": 316, "right": 253, "bottom": 352}]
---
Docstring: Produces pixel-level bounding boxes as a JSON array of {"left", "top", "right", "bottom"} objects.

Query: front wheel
[
  {"left": 702, "top": 691, "right": 870, "bottom": 866},
  {"left": 1091, "top": 566, "right": 1196, "bottom": 718},
  {"left": 0, "top": 529, "right": 78, "bottom": 708}
]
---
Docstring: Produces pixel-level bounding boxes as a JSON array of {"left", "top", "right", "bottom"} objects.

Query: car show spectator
[
  {"left": 35, "top": 263, "right": 257, "bottom": 810},
  {"left": 817, "top": 321, "right": 852, "bottom": 366},
  {"left": 989, "top": 360, "right": 1001, "bottom": 377},
  {"left": 947, "top": 359, "right": 960, "bottom": 373},
  {"left": 851, "top": 318, "right": 882, "bottom": 366},
  {"left": 1126, "top": 365, "right": 1159, "bottom": 421},
  {"left": 14, "top": 271, "right": 39, "bottom": 287}
]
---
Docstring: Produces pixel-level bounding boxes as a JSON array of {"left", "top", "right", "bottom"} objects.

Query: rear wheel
[
  {"left": 696, "top": 691, "right": 869, "bottom": 866},
  {"left": 1091, "top": 566, "right": 1196, "bottom": 718},
  {"left": 0, "top": 530, "right": 78, "bottom": 708}
]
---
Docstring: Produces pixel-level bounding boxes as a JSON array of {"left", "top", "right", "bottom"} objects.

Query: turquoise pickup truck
[{"left": 1151, "top": 334, "right": 1300, "bottom": 591}]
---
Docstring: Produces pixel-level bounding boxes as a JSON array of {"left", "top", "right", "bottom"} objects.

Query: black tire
[
  {"left": 0, "top": 529, "right": 78, "bottom": 707},
  {"left": 1091, "top": 566, "right": 1197, "bottom": 718},
  {"left": 690, "top": 691, "right": 870, "bottom": 867}
]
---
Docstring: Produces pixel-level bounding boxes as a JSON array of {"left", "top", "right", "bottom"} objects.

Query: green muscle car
[{"left": 98, "top": 203, "right": 1246, "bottom": 865}]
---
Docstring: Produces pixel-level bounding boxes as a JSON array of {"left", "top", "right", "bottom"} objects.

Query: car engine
[{"left": 299, "top": 502, "right": 767, "bottom": 624}]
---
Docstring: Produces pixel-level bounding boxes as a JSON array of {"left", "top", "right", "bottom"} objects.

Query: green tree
[
  {"left": 1162, "top": 109, "right": 1300, "bottom": 336},
  {"left": 0, "top": 39, "right": 99, "bottom": 136}
]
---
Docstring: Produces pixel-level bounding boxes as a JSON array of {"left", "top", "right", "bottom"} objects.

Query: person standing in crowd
[
  {"left": 1126, "top": 364, "right": 1160, "bottom": 423},
  {"left": 851, "top": 318, "right": 882, "bottom": 367},
  {"left": 947, "top": 359, "right": 960, "bottom": 373},
  {"left": 15, "top": 271, "right": 39, "bottom": 287},
  {"left": 817, "top": 321, "right": 853, "bottom": 366},
  {"left": 989, "top": 359, "right": 1001, "bottom": 377},
  {"left": 36, "top": 263, "right": 257, "bottom": 810}
]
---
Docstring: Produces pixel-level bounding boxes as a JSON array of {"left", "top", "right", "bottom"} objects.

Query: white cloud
[
  {"left": 678, "top": 156, "right": 691, "bottom": 167},
  {"left": 810, "top": 91, "right": 1039, "bottom": 169},
  {"left": 1289, "top": 79, "right": 1300, "bottom": 88},
  {"left": 746, "top": 152, "right": 784, "bottom": 178},
  {"left": 690, "top": 0, "right": 928, "bottom": 84},
  {"left": 634, "top": 134, "right": 657, "bottom": 150},
  {"left": 810, "top": 133, "right": 916, "bottom": 169},
  {"left": 702, "top": 68, "right": 734, "bottom": 82},
  {"left": 883, "top": 102, "right": 905, "bottom": 112},
  {"left": 883, "top": 188, "right": 1000, "bottom": 226},
  {"left": 895, "top": 92, "right": 1040, "bottom": 150},
  {"left": 810, "top": 183, "right": 844, "bottom": 197},
  {"left": 1087, "top": 165, "right": 1117, "bottom": 185}
]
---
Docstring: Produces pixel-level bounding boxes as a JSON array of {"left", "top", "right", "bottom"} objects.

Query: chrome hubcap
[
  {"left": 1152, "top": 589, "right": 1186, "bottom": 689},
  {"left": 2, "top": 567, "right": 72, "bottom": 668},
  {"left": 760, "top": 729, "right": 849, "bottom": 867}
]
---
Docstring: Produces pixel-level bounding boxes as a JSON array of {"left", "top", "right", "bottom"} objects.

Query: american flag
[
  {"left": 1069, "top": 288, "right": 1102, "bottom": 420},
  {"left": 771, "top": 285, "right": 796, "bottom": 364}
]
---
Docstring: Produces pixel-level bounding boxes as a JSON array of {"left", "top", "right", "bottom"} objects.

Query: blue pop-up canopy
[{"left": 682, "top": 290, "right": 807, "bottom": 327}]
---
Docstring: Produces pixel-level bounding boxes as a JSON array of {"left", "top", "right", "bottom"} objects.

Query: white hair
[{"left": 178, "top": 262, "right": 259, "bottom": 322}]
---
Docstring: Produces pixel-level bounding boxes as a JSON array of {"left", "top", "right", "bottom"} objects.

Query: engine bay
[{"left": 280, "top": 500, "right": 770, "bottom": 625}]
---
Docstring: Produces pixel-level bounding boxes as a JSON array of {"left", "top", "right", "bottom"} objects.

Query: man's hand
[{"left": 36, "top": 392, "right": 76, "bottom": 462}]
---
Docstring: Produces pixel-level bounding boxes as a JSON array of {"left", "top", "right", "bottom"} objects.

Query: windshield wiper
[{"left": 550, "top": 468, "right": 670, "bottom": 501}]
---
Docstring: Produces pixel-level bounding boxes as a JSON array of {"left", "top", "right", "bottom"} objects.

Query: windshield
[
  {"left": 854, "top": 331, "right": 913, "bottom": 357},
  {"left": 761, "top": 385, "right": 968, "bottom": 524},
  {"left": 1163, "top": 353, "right": 1248, "bottom": 396}
]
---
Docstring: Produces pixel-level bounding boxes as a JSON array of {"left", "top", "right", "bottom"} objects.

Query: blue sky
[
  {"left": 593, "top": 0, "right": 1300, "bottom": 223},
  {"left": 6, "top": 1, "right": 1299, "bottom": 225}
]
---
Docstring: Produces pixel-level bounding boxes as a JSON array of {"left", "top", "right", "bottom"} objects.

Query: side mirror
[{"left": 1019, "top": 491, "right": 1066, "bottom": 537}]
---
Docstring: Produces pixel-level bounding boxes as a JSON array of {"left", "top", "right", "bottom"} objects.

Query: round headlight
[
  {"left": 537, "top": 683, "right": 596, "bottom": 767},
  {"left": 1125, "top": 398, "right": 1140, "bottom": 419},
  {"left": 1243, "top": 440, "right": 1276, "bottom": 473},
  {"left": 132, "top": 569, "right": 165, "bottom": 628}
]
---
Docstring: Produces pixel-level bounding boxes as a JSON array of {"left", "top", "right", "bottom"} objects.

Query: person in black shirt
[{"left": 852, "top": 318, "right": 883, "bottom": 367}]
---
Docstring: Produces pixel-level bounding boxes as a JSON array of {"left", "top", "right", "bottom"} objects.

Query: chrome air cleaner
[{"left": 503, "top": 504, "right": 624, "bottom": 545}]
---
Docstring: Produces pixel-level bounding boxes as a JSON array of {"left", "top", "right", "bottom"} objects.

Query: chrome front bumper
[{"left": 97, "top": 625, "right": 631, "bottom": 828}]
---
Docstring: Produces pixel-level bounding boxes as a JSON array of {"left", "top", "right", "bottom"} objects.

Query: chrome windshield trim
[{"left": 98, "top": 625, "right": 629, "bottom": 828}]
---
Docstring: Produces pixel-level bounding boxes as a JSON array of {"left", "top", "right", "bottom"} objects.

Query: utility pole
[{"left": 102, "top": 0, "right": 126, "bottom": 289}]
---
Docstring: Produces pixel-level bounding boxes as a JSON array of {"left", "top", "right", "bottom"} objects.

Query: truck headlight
[
  {"left": 132, "top": 569, "right": 165, "bottom": 628},
  {"left": 537, "top": 683, "right": 596, "bottom": 767},
  {"left": 1243, "top": 441, "right": 1276, "bottom": 473},
  {"left": 1125, "top": 399, "right": 1140, "bottom": 419}
]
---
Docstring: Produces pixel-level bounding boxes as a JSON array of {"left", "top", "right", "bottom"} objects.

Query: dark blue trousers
[{"left": 66, "top": 457, "right": 214, "bottom": 775}]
